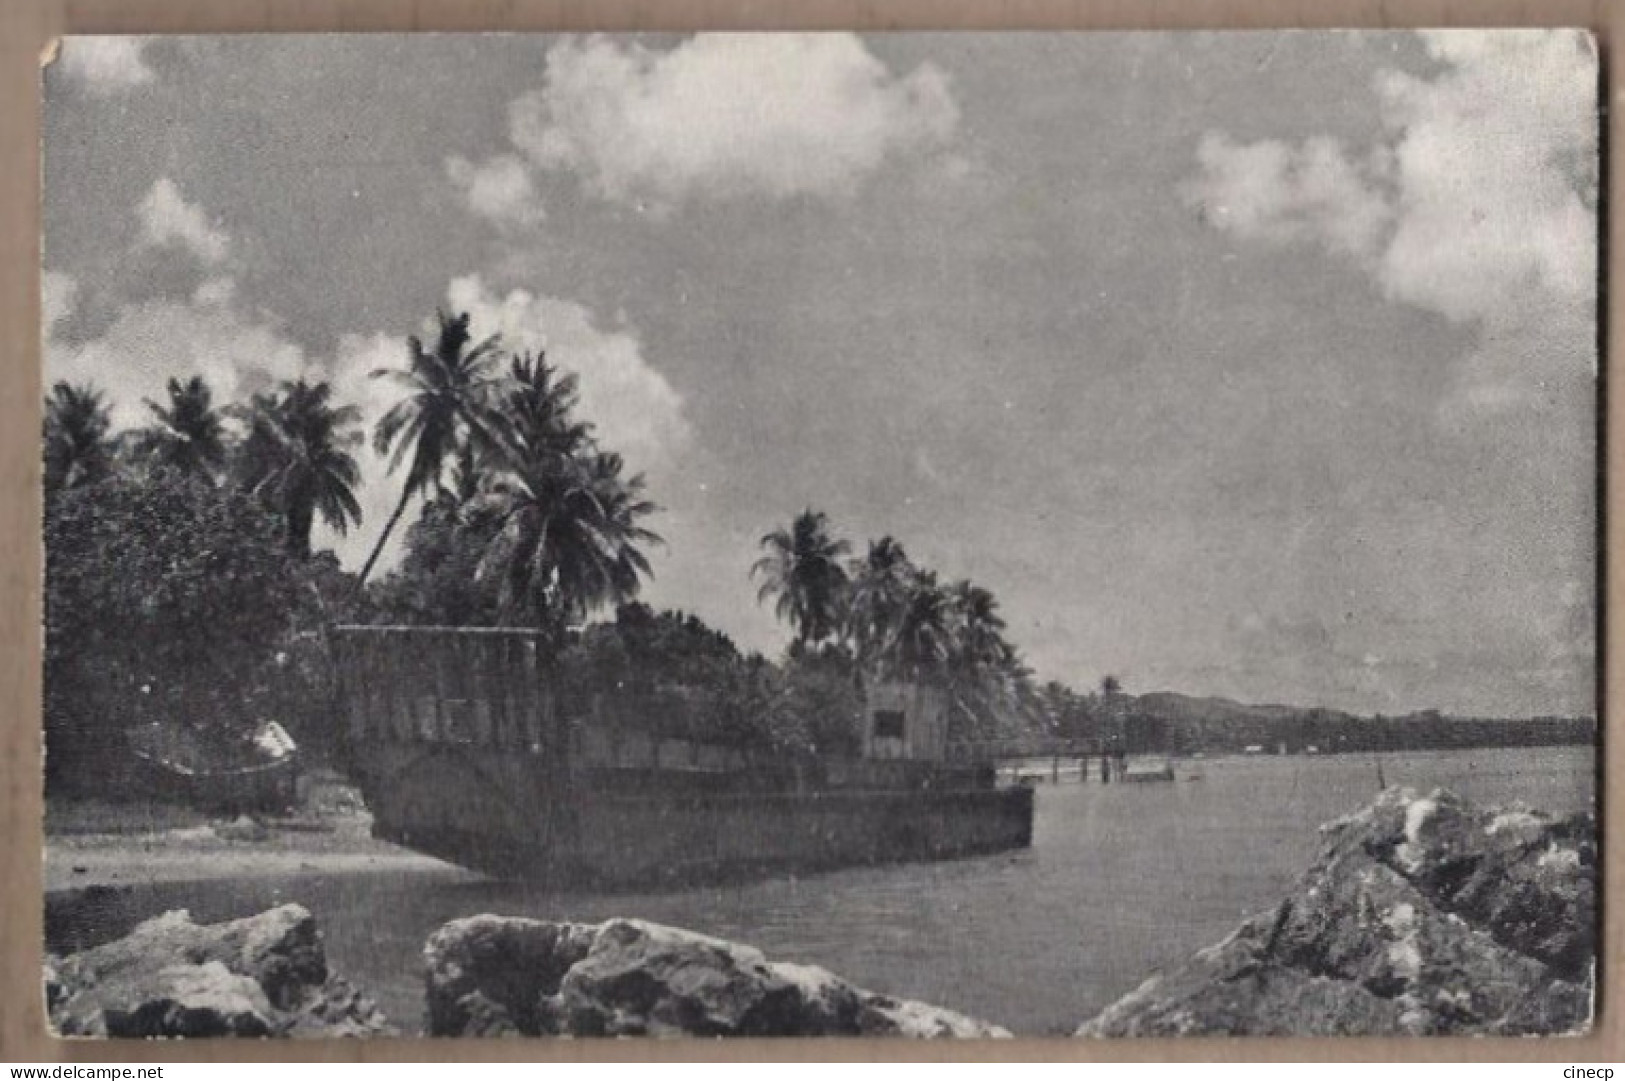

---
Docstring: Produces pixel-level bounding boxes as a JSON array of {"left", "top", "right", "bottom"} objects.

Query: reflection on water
[{"left": 54, "top": 746, "right": 1594, "bottom": 1035}]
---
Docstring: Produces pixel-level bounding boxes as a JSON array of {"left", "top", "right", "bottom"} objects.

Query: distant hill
[
  {"left": 1111, "top": 692, "right": 1592, "bottom": 755},
  {"left": 1131, "top": 691, "right": 1350, "bottom": 726}
]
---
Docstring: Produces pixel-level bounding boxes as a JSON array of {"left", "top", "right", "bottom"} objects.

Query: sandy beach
[
  {"left": 45, "top": 832, "right": 450, "bottom": 893},
  {"left": 43, "top": 777, "right": 454, "bottom": 893}
]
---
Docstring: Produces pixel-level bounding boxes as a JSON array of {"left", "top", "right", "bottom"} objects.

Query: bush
[
  {"left": 44, "top": 470, "right": 338, "bottom": 790},
  {"left": 550, "top": 606, "right": 864, "bottom": 759},
  {"left": 369, "top": 494, "right": 502, "bottom": 627},
  {"left": 769, "top": 651, "right": 865, "bottom": 759}
]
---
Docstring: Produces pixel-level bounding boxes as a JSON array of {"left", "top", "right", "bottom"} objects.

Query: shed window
[{"left": 873, "top": 710, "right": 906, "bottom": 740}]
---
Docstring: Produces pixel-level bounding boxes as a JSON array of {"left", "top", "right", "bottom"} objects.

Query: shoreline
[
  {"left": 45, "top": 843, "right": 457, "bottom": 894},
  {"left": 44, "top": 743, "right": 1594, "bottom": 894},
  {"left": 44, "top": 792, "right": 459, "bottom": 893}
]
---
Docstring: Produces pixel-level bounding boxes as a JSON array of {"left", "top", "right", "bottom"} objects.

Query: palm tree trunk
[
  {"left": 288, "top": 501, "right": 314, "bottom": 560},
  {"left": 356, "top": 483, "right": 414, "bottom": 588}
]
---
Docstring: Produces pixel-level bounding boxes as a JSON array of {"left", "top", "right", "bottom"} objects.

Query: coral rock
[
  {"left": 1078, "top": 788, "right": 1595, "bottom": 1037},
  {"left": 424, "top": 915, "right": 1007, "bottom": 1038},
  {"left": 49, "top": 904, "right": 394, "bottom": 1038}
]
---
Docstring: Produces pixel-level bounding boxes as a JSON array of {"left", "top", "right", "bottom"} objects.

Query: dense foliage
[
  {"left": 750, "top": 515, "right": 1046, "bottom": 745},
  {"left": 473, "top": 355, "right": 661, "bottom": 636},
  {"left": 42, "top": 308, "right": 688, "bottom": 795},
  {"left": 42, "top": 468, "right": 357, "bottom": 787},
  {"left": 42, "top": 306, "right": 1065, "bottom": 797},
  {"left": 369, "top": 492, "right": 502, "bottom": 627},
  {"left": 546, "top": 604, "right": 865, "bottom": 760},
  {"left": 43, "top": 382, "right": 114, "bottom": 492},
  {"left": 371, "top": 341, "right": 663, "bottom": 646}
]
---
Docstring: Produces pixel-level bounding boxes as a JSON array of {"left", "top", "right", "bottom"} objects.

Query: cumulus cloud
[
  {"left": 138, "top": 178, "right": 232, "bottom": 266},
  {"left": 1185, "top": 134, "right": 1393, "bottom": 260},
  {"left": 45, "top": 284, "right": 308, "bottom": 433},
  {"left": 445, "top": 154, "right": 547, "bottom": 228},
  {"left": 506, "top": 33, "right": 959, "bottom": 210},
  {"left": 48, "top": 184, "right": 304, "bottom": 435},
  {"left": 1376, "top": 30, "right": 1596, "bottom": 324},
  {"left": 56, "top": 37, "right": 156, "bottom": 95},
  {"left": 1183, "top": 29, "right": 1598, "bottom": 422}
]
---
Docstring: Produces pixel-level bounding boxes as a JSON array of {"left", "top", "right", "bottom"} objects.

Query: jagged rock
[
  {"left": 1078, "top": 787, "right": 1595, "bottom": 1038},
  {"left": 424, "top": 916, "right": 1009, "bottom": 1038},
  {"left": 858, "top": 992, "right": 1011, "bottom": 1038},
  {"left": 444, "top": 990, "right": 525, "bottom": 1038},
  {"left": 53, "top": 960, "right": 276, "bottom": 1038},
  {"left": 43, "top": 958, "right": 66, "bottom": 1015},
  {"left": 49, "top": 905, "right": 395, "bottom": 1038},
  {"left": 1320, "top": 790, "right": 1596, "bottom": 979},
  {"left": 282, "top": 976, "right": 398, "bottom": 1038},
  {"left": 422, "top": 914, "right": 598, "bottom": 1036}
]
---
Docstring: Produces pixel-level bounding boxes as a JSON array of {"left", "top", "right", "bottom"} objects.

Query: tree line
[
  {"left": 43, "top": 312, "right": 662, "bottom": 784},
  {"left": 747, "top": 510, "right": 1056, "bottom": 744},
  {"left": 43, "top": 310, "right": 1075, "bottom": 786},
  {"left": 46, "top": 312, "right": 661, "bottom": 623}
]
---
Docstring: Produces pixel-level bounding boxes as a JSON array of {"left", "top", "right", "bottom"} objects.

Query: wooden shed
[{"left": 862, "top": 681, "right": 950, "bottom": 762}]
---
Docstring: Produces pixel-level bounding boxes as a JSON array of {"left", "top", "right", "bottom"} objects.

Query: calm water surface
[{"left": 68, "top": 746, "right": 1594, "bottom": 1035}]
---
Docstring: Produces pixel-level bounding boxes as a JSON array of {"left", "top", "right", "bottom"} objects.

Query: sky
[{"left": 42, "top": 31, "right": 1597, "bottom": 717}]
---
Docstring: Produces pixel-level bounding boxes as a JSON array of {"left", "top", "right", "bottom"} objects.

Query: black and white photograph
[{"left": 39, "top": 29, "right": 1598, "bottom": 1039}]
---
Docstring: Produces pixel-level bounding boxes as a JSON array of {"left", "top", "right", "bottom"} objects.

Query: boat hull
[
  {"left": 358, "top": 744, "right": 1035, "bottom": 886},
  {"left": 332, "top": 625, "right": 1036, "bottom": 886},
  {"left": 127, "top": 722, "right": 299, "bottom": 813}
]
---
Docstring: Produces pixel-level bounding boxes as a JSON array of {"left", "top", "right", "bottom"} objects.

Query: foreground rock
[
  {"left": 49, "top": 904, "right": 395, "bottom": 1038},
  {"left": 424, "top": 916, "right": 1009, "bottom": 1037},
  {"left": 1079, "top": 787, "right": 1595, "bottom": 1037}
]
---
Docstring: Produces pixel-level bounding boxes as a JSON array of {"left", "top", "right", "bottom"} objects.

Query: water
[{"left": 56, "top": 746, "right": 1594, "bottom": 1035}]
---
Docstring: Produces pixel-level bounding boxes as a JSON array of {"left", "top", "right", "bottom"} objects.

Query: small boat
[
  {"left": 127, "top": 720, "right": 299, "bottom": 812},
  {"left": 1121, "top": 758, "right": 1176, "bottom": 783}
]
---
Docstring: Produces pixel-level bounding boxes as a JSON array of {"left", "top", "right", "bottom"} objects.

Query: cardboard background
[{"left": 1, "top": 0, "right": 1616, "bottom": 1062}]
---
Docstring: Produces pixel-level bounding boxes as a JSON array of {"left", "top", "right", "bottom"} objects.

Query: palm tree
[
  {"left": 947, "top": 579, "right": 1012, "bottom": 674},
  {"left": 238, "top": 379, "right": 364, "bottom": 557},
  {"left": 497, "top": 351, "right": 594, "bottom": 467},
  {"left": 134, "top": 375, "right": 227, "bottom": 480},
  {"left": 359, "top": 311, "right": 504, "bottom": 586},
  {"left": 474, "top": 353, "right": 662, "bottom": 632},
  {"left": 446, "top": 441, "right": 483, "bottom": 508},
  {"left": 43, "top": 381, "right": 113, "bottom": 492},
  {"left": 845, "top": 536, "right": 914, "bottom": 665},
  {"left": 1038, "top": 680, "right": 1077, "bottom": 738},
  {"left": 884, "top": 568, "right": 956, "bottom": 678},
  {"left": 936, "top": 583, "right": 1027, "bottom": 741},
  {"left": 752, "top": 509, "right": 851, "bottom": 650}
]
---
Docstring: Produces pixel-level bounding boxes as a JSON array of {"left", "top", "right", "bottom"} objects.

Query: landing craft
[{"left": 329, "top": 625, "right": 1035, "bottom": 885}]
